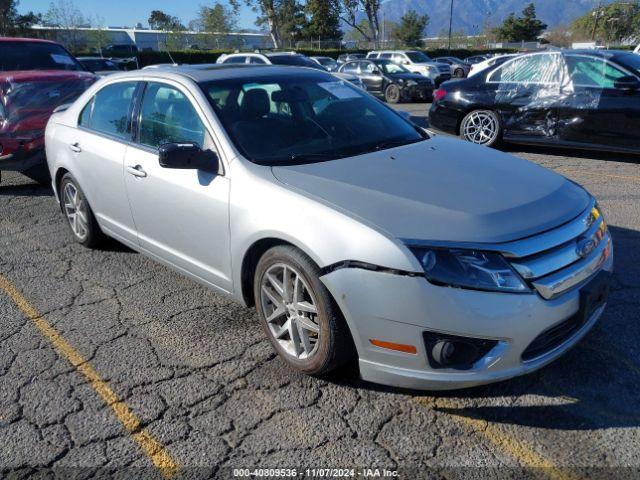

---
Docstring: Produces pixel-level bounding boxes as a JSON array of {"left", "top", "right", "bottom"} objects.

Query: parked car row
[{"left": 430, "top": 49, "right": 640, "bottom": 154}]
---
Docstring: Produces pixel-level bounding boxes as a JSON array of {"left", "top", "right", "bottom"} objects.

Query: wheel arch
[{"left": 240, "top": 237, "right": 299, "bottom": 307}]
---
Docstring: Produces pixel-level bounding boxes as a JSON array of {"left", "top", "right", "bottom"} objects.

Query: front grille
[
  {"left": 521, "top": 313, "right": 584, "bottom": 361},
  {"left": 500, "top": 199, "right": 611, "bottom": 299}
]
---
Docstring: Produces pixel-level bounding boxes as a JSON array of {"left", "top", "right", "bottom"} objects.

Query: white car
[
  {"left": 44, "top": 65, "right": 612, "bottom": 391},
  {"left": 367, "top": 50, "right": 451, "bottom": 85},
  {"left": 216, "top": 52, "right": 365, "bottom": 89},
  {"left": 634, "top": 44, "right": 640, "bottom": 54},
  {"left": 468, "top": 53, "right": 520, "bottom": 77}
]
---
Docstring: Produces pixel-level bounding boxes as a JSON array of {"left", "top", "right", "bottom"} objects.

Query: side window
[
  {"left": 78, "top": 81, "right": 137, "bottom": 139},
  {"left": 489, "top": 54, "right": 560, "bottom": 84},
  {"left": 342, "top": 62, "right": 358, "bottom": 74},
  {"left": 138, "top": 83, "right": 206, "bottom": 149},
  {"left": 363, "top": 62, "right": 377, "bottom": 73},
  {"left": 564, "top": 55, "right": 627, "bottom": 89},
  {"left": 224, "top": 56, "right": 246, "bottom": 64},
  {"left": 248, "top": 57, "right": 266, "bottom": 64},
  {"left": 380, "top": 53, "right": 393, "bottom": 60}
]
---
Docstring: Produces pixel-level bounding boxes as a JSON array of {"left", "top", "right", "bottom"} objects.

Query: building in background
[{"left": 28, "top": 25, "right": 273, "bottom": 52}]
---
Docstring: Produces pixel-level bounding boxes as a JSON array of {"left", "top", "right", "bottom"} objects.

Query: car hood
[{"left": 271, "top": 136, "right": 590, "bottom": 244}]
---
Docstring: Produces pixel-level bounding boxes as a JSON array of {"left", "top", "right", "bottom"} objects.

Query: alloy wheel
[
  {"left": 462, "top": 111, "right": 499, "bottom": 145},
  {"left": 63, "top": 182, "right": 88, "bottom": 240},
  {"left": 260, "top": 263, "right": 320, "bottom": 360}
]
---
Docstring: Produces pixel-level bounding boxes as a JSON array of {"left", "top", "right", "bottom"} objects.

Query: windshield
[
  {"left": 406, "top": 51, "right": 432, "bottom": 63},
  {"left": 79, "top": 59, "right": 120, "bottom": 72},
  {"left": 378, "top": 61, "right": 409, "bottom": 74},
  {"left": 317, "top": 58, "right": 338, "bottom": 68},
  {"left": 0, "top": 41, "right": 83, "bottom": 72},
  {"left": 268, "top": 55, "right": 325, "bottom": 70},
  {"left": 200, "top": 74, "right": 426, "bottom": 165},
  {"left": 3, "top": 78, "right": 92, "bottom": 118}
]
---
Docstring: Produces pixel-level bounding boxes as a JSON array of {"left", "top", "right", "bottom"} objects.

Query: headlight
[{"left": 409, "top": 247, "right": 529, "bottom": 293}]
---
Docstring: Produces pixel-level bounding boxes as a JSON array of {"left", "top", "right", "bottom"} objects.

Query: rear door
[
  {"left": 557, "top": 53, "right": 640, "bottom": 151},
  {"left": 122, "top": 80, "right": 232, "bottom": 291},
  {"left": 485, "top": 53, "right": 562, "bottom": 139},
  {"left": 72, "top": 80, "right": 139, "bottom": 243}
]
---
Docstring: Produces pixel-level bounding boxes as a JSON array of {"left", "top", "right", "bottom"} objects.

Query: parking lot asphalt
[{"left": 1, "top": 103, "right": 639, "bottom": 479}]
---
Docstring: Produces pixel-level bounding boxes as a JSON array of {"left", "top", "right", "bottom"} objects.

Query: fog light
[{"left": 423, "top": 332, "right": 497, "bottom": 370}]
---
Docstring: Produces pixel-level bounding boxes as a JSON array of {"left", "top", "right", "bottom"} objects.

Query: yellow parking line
[
  {"left": 0, "top": 274, "right": 179, "bottom": 478},
  {"left": 414, "top": 397, "right": 580, "bottom": 480}
]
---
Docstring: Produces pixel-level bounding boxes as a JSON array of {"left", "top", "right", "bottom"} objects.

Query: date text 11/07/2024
[{"left": 232, "top": 468, "right": 399, "bottom": 477}]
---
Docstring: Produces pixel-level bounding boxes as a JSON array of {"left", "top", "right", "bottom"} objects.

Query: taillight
[{"left": 433, "top": 89, "right": 447, "bottom": 102}]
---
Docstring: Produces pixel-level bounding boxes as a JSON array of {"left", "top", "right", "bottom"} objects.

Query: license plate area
[{"left": 579, "top": 271, "right": 611, "bottom": 323}]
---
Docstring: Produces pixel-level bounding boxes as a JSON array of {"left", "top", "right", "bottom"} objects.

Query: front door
[
  {"left": 557, "top": 54, "right": 640, "bottom": 151},
  {"left": 358, "top": 62, "right": 384, "bottom": 94},
  {"left": 123, "top": 81, "right": 232, "bottom": 291}
]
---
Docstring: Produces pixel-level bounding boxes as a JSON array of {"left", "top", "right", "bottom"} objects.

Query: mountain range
[{"left": 376, "top": 0, "right": 616, "bottom": 36}]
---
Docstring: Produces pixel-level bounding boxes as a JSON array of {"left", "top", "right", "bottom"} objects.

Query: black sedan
[
  {"left": 338, "top": 59, "right": 434, "bottom": 103},
  {"left": 429, "top": 50, "right": 640, "bottom": 153}
]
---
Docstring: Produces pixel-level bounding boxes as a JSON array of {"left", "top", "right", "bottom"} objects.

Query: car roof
[
  {"left": 112, "top": 64, "right": 331, "bottom": 83},
  {"left": 0, "top": 37, "right": 58, "bottom": 44}
]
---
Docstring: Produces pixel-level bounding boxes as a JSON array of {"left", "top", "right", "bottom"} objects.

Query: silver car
[{"left": 45, "top": 66, "right": 613, "bottom": 390}]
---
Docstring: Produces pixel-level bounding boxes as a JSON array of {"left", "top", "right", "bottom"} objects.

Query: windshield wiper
[{"left": 374, "top": 137, "right": 424, "bottom": 151}]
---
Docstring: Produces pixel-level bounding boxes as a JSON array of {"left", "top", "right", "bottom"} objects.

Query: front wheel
[
  {"left": 384, "top": 84, "right": 401, "bottom": 104},
  {"left": 459, "top": 109, "right": 502, "bottom": 147},
  {"left": 59, "top": 173, "right": 105, "bottom": 248},
  {"left": 254, "top": 245, "right": 353, "bottom": 376}
]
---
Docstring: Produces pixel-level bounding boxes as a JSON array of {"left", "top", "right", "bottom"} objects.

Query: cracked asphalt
[{"left": 1, "top": 102, "right": 639, "bottom": 479}]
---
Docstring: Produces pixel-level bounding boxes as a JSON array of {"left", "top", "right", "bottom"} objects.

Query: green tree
[
  {"left": 230, "top": 0, "right": 284, "bottom": 48},
  {"left": 393, "top": 10, "right": 428, "bottom": 47},
  {"left": 44, "top": 0, "right": 86, "bottom": 50},
  {"left": 494, "top": 3, "right": 547, "bottom": 42},
  {"left": 339, "top": 0, "right": 381, "bottom": 43},
  {"left": 0, "top": 0, "right": 41, "bottom": 36},
  {"left": 196, "top": 3, "right": 237, "bottom": 34},
  {"left": 303, "top": 0, "right": 342, "bottom": 40},
  {"left": 571, "top": 0, "right": 640, "bottom": 43},
  {"left": 148, "top": 10, "right": 183, "bottom": 31}
]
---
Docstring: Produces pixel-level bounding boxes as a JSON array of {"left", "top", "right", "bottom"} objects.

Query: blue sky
[{"left": 20, "top": 0, "right": 258, "bottom": 30}]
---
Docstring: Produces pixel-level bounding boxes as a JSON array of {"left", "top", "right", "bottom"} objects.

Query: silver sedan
[{"left": 45, "top": 66, "right": 613, "bottom": 390}]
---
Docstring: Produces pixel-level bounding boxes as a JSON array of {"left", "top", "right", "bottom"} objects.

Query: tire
[
  {"left": 384, "top": 84, "right": 401, "bottom": 104},
  {"left": 59, "top": 173, "right": 105, "bottom": 248},
  {"left": 254, "top": 245, "right": 354, "bottom": 376},
  {"left": 459, "top": 109, "right": 502, "bottom": 147}
]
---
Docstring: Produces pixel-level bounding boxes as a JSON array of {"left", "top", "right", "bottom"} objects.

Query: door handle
[
  {"left": 126, "top": 165, "right": 147, "bottom": 178},
  {"left": 69, "top": 142, "right": 82, "bottom": 153}
]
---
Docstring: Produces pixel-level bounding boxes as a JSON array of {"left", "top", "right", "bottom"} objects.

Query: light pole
[
  {"left": 448, "top": 0, "right": 454, "bottom": 52},
  {"left": 591, "top": 0, "right": 603, "bottom": 41}
]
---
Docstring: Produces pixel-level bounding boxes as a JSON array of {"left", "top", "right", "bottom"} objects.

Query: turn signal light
[
  {"left": 369, "top": 339, "right": 417, "bottom": 354},
  {"left": 433, "top": 89, "right": 447, "bottom": 102}
]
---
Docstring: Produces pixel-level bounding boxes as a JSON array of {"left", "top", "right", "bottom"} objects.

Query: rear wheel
[
  {"left": 59, "top": 173, "right": 105, "bottom": 248},
  {"left": 384, "top": 84, "right": 401, "bottom": 104},
  {"left": 254, "top": 245, "right": 354, "bottom": 376},
  {"left": 460, "top": 109, "right": 502, "bottom": 147}
]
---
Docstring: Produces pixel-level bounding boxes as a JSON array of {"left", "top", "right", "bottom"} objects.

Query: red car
[{"left": 0, "top": 38, "right": 95, "bottom": 185}]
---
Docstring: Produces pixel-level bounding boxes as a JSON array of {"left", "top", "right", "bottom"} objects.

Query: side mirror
[
  {"left": 372, "top": 69, "right": 382, "bottom": 76},
  {"left": 159, "top": 142, "right": 219, "bottom": 174},
  {"left": 614, "top": 75, "right": 640, "bottom": 91}
]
